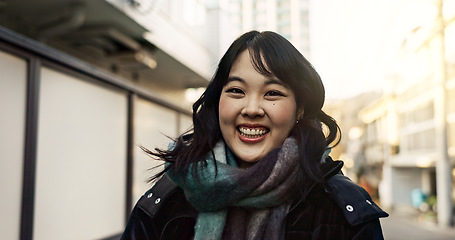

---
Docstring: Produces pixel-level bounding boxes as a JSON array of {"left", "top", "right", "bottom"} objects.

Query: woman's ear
[{"left": 296, "top": 108, "right": 304, "bottom": 121}]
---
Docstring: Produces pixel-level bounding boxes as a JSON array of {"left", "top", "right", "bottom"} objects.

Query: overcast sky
[{"left": 308, "top": 0, "right": 436, "bottom": 99}]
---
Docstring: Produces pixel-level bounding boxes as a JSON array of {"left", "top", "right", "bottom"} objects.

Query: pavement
[{"left": 381, "top": 209, "right": 455, "bottom": 240}]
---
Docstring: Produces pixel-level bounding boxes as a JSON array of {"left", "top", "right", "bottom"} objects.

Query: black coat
[{"left": 121, "top": 160, "right": 388, "bottom": 240}]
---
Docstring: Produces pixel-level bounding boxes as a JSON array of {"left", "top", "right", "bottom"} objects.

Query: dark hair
[{"left": 146, "top": 30, "right": 341, "bottom": 183}]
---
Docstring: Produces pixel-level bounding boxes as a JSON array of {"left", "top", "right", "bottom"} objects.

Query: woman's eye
[
  {"left": 226, "top": 88, "right": 244, "bottom": 94},
  {"left": 265, "top": 90, "right": 284, "bottom": 97}
]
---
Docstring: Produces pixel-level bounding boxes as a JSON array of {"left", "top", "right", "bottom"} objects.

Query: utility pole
[{"left": 434, "top": 0, "right": 453, "bottom": 228}]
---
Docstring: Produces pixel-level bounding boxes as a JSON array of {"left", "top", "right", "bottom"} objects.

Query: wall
[{"left": 0, "top": 29, "right": 192, "bottom": 239}]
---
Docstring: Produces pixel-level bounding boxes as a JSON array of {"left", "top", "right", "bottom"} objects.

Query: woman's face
[{"left": 219, "top": 50, "right": 298, "bottom": 168}]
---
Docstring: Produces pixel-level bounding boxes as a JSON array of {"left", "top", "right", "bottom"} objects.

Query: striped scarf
[{"left": 168, "top": 137, "right": 303, "bottom": 240}]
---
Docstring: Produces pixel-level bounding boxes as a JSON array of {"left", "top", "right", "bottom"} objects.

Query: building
[
  {"left": 0, "top": 0, "right": 237, "bottom": 239},
  {"left": 324, "top": 91, "right": 382, "bottom": 197},
  {"left": 359, "top": 0, "right": 455, "bottom": 227},
  {"left": 226, "top": 0, "right": 310, "bottom": 56}
]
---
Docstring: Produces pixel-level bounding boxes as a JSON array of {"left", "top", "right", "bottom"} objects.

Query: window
[
  {"left": 0, "top": 50, "right": 26, "bottom": 240},
  {"left": 34, "top": 67, "right": 128, "bottom": 240}
]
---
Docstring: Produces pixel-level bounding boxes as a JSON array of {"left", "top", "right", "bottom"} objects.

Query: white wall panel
[
  {"left": 34, "top": 67, "right": 127, "bottom": 240},
  {"left": 132, "top": 97, "right": 178, "bottom": 204},
  {"left": 0, "top": 50, "right": 27, "bottom": 240},
  {"left": 179, "top": 114, "right": 193, "bottom": 135}
]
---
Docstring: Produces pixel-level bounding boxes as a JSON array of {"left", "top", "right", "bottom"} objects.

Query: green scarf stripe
[
  {"left": 169, "top": 142, "right": 280, "bottom": 211},
  {"left": 194, "top": 210, "right": 228, "bottom": 240}
]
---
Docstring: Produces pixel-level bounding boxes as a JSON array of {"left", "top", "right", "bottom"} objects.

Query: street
[{"left": 381, "top": 210, "right": 455, "bottom": 240}]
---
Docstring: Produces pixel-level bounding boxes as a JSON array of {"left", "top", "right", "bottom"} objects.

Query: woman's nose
[{"left": 240, "top": 98, "right": 265, "bottom": 118}]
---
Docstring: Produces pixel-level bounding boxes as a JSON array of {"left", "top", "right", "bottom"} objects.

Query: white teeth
[{"left": 239, "top": 127, "right": 268, "bottom": 138}]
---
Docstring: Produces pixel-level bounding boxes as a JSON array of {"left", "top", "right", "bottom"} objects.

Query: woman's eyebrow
[
  {"left": 265, "top": 78, "right": 288, "bottom": 87},
  {"left": 227, "top": 76, "right": 288, "bottom": 88},
  {"left": 226, "top": 76, "right": 245, "bottom": 84}
]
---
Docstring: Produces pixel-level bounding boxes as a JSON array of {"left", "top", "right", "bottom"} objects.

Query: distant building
[
  {"left": 324, "top": 92, "right": 382, "bottom": 192},
  {"left": 359, "top": 0, "right": 455, "bottom": 227},
  {"left": 226, "top": 0, "right": 310, "bottom": 56}
]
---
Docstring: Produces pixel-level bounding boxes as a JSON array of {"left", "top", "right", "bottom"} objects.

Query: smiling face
[{"left": 218, "top": 50, "right": 299, "bottom": 168}]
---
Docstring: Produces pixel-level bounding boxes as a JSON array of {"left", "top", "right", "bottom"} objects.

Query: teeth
[{"left": 239, "top": 127, "right": 268, "bottom": 138}]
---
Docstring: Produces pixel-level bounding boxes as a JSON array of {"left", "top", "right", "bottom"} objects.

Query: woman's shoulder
[
  {"left": 134, "top": 175, "right": 195, "bottom": 219},
  {"left": 287, "top": 172, "right": 388, "bottom": 226},
  {"left": 121, "top": 176, "right": 197, "bottom": 240},
  {"left": 316, "top": 158, "right": 388, "bottom": 225},
  {"left": 324, "top": 174, "right": 388, "bottom": 226},
  {"left": 134, "top": 175, "right": 176, "bottom": 215},
  {"left": 285, "top": 174, "right": 387, "bottom": 239}
]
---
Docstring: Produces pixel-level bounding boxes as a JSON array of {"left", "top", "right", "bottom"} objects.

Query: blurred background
[{"left": 0, "top": 0, "right": 454, "bottom": 239}]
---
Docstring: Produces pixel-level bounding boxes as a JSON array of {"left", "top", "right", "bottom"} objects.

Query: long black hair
[{"left": 145, "top": 30, "right": 341, "bottom": 183}]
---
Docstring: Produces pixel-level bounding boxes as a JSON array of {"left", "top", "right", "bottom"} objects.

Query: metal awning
[{"left": 1, "top": 0, "right": 209, "bottom": 89}]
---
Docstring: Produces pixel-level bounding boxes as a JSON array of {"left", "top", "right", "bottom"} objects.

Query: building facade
[
  {"left": 226, "top": 0, "right": 310, "bottom": 56},
  {"left": 359, "top": 0, "right": 455, "bottom": 227},
  {"left": 0, "top": 0, "right": 237, "bottom": 239}
]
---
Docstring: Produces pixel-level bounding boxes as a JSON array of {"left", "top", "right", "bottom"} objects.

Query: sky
[{"left": 308, "top": 0, "right": 436, "bottom": 99}]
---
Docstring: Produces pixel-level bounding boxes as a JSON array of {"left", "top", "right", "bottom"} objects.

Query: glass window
[
  {"left": 34, "top": 67, "right": 128, "bottom": 240},
  {"left": 0, "top": 50, "right": 27, "bottom": 240},
  {"left": 407, "top": 129, "right": 436, "bottom": 151},
  {"left": 132, "top": 97, "right": 178, "bottom": 204},
  {"left": 179, "top": 113, "right": 193, "bottom": 135}
]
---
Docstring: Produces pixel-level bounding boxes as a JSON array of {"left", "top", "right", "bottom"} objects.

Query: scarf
[{"left": 167, "top": 137, "right": 303, "bottom": 240}]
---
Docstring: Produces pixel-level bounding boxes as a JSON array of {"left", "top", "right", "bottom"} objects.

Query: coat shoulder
[
  {"left": 136, "top": 174, "right": 180, "bottom": 218},
  {"left": 326, "top": 174, "right": 389, "bottom": 226},
  {"left": 121, "top": 175, "right": 197, "bottom": 240}
]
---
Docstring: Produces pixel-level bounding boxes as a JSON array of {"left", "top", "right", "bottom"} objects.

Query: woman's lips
[{"left": 238, "top": 126, "right": 269, "bottom": 143}]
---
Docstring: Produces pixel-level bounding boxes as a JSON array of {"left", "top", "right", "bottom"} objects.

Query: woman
[{"left": 121, "top": 31, "right": 388, "bottom": 240}]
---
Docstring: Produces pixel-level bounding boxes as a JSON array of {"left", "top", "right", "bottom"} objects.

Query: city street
[{"left": 381, "top": 210, "right": 455, "bottom": 240}]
